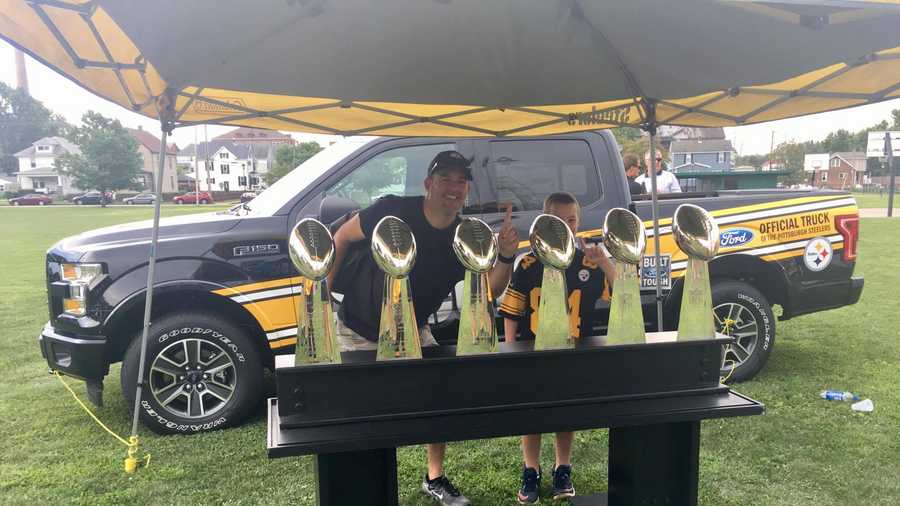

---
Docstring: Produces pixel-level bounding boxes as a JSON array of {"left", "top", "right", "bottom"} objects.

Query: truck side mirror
[{"left": 319, "top": 195, "right": 360, "bottom": 229}]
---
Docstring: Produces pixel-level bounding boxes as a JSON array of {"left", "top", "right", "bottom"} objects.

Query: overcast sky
[{"left": 3, "top": 41, "right": 900, "bottom": 155}]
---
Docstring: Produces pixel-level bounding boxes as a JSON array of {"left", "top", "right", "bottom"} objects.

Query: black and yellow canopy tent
[{"left": 3, "top": 0, "right": 900, "bottom": 444}]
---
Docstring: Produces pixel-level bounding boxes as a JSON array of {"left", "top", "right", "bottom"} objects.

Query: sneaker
[
  {"left": 517, "top": 466, "right": 541, "bottom": 504},
  {"left": 421, "top": 473, "right": 471, "bottom": 506},
  {"left": 551, "top": 465, "right": 575, "bottom": 500}
]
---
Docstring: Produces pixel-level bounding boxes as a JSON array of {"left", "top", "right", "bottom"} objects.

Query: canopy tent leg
[
  {"left": 642, "top": 101, "right": 665, "bottom": 333},
  {"left": 130, "top": 93, "right": 176, "bottom": 439}
]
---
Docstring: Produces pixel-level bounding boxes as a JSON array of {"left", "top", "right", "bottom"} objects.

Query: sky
[{"left": 3, "top": 40, "right": 900, "bottom": 155}]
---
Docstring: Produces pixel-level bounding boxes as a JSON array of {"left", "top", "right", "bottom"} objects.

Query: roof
[
  {"left": 127, "top": 127, "right": 178, "bottom": 155},
  {"left": 658, "top": 126, "right": 725, "bottom": 141},
  {"left": 832, "top": 151, "right": 866, "bottom": 160},
  {"left": 178, "top": 140, "right": 271, "bottom": 160},
  {"left": 214, "top": 127, "right": 293, "bottom": 143},
  {"left": 16, "top": 167, "right": 60, "bottom": 176},
  {"left": 14, "top": 136, "right": 81, "bottom": 157},
  {"left": 670, "top": 139, "right": 735, "bottom": 153}
]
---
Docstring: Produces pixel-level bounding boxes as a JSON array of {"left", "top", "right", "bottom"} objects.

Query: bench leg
[
  {"left": 608, "top": 421, "right": 700, "bottom": 506},
  {"left": 315, "top": 448, "right": 398, "bottom": 506}
]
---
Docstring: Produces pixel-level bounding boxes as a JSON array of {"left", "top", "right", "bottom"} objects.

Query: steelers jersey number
[{"left": 529, "top": 288, "right": 582, "bottom": 339}]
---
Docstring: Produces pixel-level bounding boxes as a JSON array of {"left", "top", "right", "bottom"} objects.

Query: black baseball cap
[{"left": 428, "top": 150, "right": 473, "bottom": 180}]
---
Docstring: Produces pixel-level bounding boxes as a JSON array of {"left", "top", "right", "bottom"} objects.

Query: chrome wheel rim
[
  {"left": 714, "top": 302, "right": 759, "bottom": 374},
  {"left": 149, "top": 338, "right": 237, "bottom": 419}
]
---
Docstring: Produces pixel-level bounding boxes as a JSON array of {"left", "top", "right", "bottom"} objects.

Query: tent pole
[
  {"left": 642, "top": 100, "right": 664, "bottom": 333},
  {"left": 130, "top": 95, "right": 175, "bottom": 438}
]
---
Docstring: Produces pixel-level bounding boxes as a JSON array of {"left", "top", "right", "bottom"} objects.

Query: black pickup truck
[{"left": 40, "top": 131, "right": 863, "bottom": 434}]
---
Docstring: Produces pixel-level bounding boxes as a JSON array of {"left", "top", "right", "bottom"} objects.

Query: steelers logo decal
[
  {"left": 803, "top": 237, "right": 833, "bottom": 272},
  {"left": 578, "top": 269, "right": 590, "bottom": 282}
]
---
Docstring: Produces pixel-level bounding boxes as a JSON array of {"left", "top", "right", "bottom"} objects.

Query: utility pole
[
  {"left": 768, "top": 130, "right": 775, "bottom": 170},
  {"left": 14, "top": 49, "right": 29, "bottom": 93},
  {"left": 887, "top": 132, "right": 896, "bottom": 217}
]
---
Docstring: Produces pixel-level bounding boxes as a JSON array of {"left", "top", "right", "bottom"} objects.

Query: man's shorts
[{"left": 335, "top": 317, "right": 439, "bottom": 351}]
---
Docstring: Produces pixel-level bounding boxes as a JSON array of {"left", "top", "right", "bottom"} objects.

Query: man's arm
[
  {"left": 504, "top": 318, "right": 519, "bottom": 343},
  {"left": 327, "top": 214, "right": 366, "bottom": 289},
  {"left": 668, "top": 172, "right": 683, "bottom": 193}
]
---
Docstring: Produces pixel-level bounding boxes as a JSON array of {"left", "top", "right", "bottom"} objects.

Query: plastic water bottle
[{"left": 819, "top": 390, "right": 859, "bottom": 402}]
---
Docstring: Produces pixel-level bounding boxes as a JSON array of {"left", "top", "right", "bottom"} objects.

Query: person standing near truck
[
  {"left": 636, "top": 151, "right": 681, "bottom": 193},
  {"left": 498, "top": 192, "right": 615, "bottom": 504},
  {"left": 623, "top": 153, "right": 645, "bottom": 195},
  {"left": 328, "top": 150, "right": 520, "bottom": 506}
]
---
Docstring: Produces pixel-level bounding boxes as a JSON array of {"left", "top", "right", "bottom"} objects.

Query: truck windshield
[{"left": 236, "top": 137, "right": 373, "bottom": 217}]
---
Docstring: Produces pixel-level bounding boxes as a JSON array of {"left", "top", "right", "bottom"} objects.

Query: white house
[
  {"left": 14, "top": 136, "right": 83, "bottom": 194},
  {"left": 0, "top": 175, "right": 19, "bottom": 192},
  {"left": 178, "top": 140, "right": 271, "bottom": 192}
]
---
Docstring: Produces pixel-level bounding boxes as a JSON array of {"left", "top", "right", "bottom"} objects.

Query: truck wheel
[
  {"left": 712, "top": 280, "right": 775, "bottom": 383},
  {"left": 121, "top": 312, "right": 263, "bottom": 435}
]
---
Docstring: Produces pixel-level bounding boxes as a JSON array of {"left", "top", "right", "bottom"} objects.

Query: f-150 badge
[{"left": 233, "top": 244, "right": 280, "bottom": 257}]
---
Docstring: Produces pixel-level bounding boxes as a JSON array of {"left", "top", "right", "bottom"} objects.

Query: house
[
  {"left": 178, "top": 140, "right": 272, "bottom": 192},
  {"left": 657, "top": 126, "right": 725, "bottom": 152},
  {"left": 127, "top": 127, "right": 179, "bottom": 193},
  {"left": 670, "top": 139, "right": 736, "bottom": 173},
  {"left": 14, "top": 136, "right": 82, "bottom": 194},
  {"left": 0, "top": 175, "right": 19, "bottom": 192},
  {"left": 813, "top": 152, "right": 866, "bottom": 190}
]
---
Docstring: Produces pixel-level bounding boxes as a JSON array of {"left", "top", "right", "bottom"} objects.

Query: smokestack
[{"left": 15, "top": 49, "right": 29, "bottom": 93}]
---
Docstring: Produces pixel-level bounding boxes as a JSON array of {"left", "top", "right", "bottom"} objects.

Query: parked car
[
  {"left": 124, "top": 192, "right": 157, "bottom": 205},
  {"left": 73, "top": 191, "right": 114, "bottom": 205},
  {"left": 172, "top": 191, "right": 213, "bottom": 204},
  {"left": 9, "top": 193, "right": 53, "bottom": 206},
  {"left": 240, "top": 192, "right": 257, "bottom": 203},
  {"left": 39, "top": 132, "right": 863, "bottom": 435}
]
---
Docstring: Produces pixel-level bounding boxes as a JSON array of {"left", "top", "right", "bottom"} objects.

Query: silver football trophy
[
  {"left": 673, "top": 204, "right": 720, "bottom": 340},
  {"left": 529, "top": 214, "right": 577, "bottom": 350},
  {"left": 288, "top": 218, "right": 341, "bottom": 365},
  {"left": 452, "top": 218, "right": 499, "bottom": 355},
  {"left": 371, "top": 216, "right": 422, "bottom": 360},
  {"left": 603, "top": 208, "right": 647, "bottom": 345}
]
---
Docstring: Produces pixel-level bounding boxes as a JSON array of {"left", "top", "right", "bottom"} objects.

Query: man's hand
[{"left": 497, "top": 204, "right": 519, "bottom": 258}]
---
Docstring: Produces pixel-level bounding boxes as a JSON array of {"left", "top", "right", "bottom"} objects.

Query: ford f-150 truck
[{"left": 40, "top": 131, "right": 863, "bottom": 434}]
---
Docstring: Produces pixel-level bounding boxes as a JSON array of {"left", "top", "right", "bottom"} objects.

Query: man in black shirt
[
  {"left": 498, "top": 192, "right": 615, "bottom": 504},
  {"left": 623, "top": 153, "right": 645, "bottom": 195},
  {"left": 328, "top": 150, "right": 519, "bottom": 506}
]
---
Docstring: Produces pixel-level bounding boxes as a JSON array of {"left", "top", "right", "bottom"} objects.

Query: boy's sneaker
[
  {"left": 517, "top": 466, "right": 541, "bottom": 504},
  {"left": 421, "top": 473, "right": 471, "bottom": 506},
  {"left": 551, "top": 465, "right": 575, "bottom": 500}
]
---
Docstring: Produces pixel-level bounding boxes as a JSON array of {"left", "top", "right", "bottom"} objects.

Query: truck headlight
[{"left": 60, "top": 263, "right": 103, "bottom": 316}]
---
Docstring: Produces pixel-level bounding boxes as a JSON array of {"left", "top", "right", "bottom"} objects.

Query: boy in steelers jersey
[{"left": 499, "top": 192, "right": 615, "bottom": 504}]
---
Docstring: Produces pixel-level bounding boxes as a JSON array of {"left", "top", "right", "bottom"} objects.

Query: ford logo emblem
[{"left": 720, "top": 228, "right": 754, "bottom": 248}]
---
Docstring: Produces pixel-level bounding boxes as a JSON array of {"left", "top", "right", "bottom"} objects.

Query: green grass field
[
  {"left": 2, "top": 207, "right": 899, "bottom": 505},
  {"left": 851, "top": 191, "right": 899, "bottom": 210}
]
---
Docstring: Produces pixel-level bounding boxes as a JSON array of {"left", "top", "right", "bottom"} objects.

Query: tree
[
  {"left": 734, "top": 154, "right": 767, "bottom": 169},
  {"left": 0, "top": 82, "right": 70, "bottom": 175},
  {"left": 55, "top": 111, "right": 143, "bottom": 205},
  {"left": 264, "top": 142, "right": 323, "bottom": 185}
]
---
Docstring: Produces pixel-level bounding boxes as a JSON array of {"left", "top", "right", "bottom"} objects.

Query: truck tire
[
  {"left": 712, "top": 280, "right": 775, "bottom": 383},
  {"left": 121, "top": 312, "right": 263, "bottom": 435}
]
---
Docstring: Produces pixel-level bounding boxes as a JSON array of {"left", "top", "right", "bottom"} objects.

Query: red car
[
  {"left": 9, "top": 193, "right": 54, "bottom": 206},
  {"left": 172, "top": 191, "right": 214, "bottom": 204}
]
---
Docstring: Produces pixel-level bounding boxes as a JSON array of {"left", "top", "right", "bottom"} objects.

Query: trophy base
[
  {"left": 376, "top": 277, "right": 422, "bottom": 360},
  {"left": 534, "top": 267, "right": 574, "bottom": 350},
  {"left": 456, "top": 271, "right": 498, "bottom": 356},
  {"left": 294, "top": 279, "right": 342, "bottom": 366},
  {"left": 606, "top": 261, "right": 645, "bottom": 345},
  {"left": 678, "top": 258, "right": 715, "bottom": 341}
]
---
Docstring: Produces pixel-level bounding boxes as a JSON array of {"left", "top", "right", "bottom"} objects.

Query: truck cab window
[
  {"left": 487, "top": 139, "right": 601, "bottom": 211},
  {"left": 325, "top": 143, "right": 455, "bottom": 208}
]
